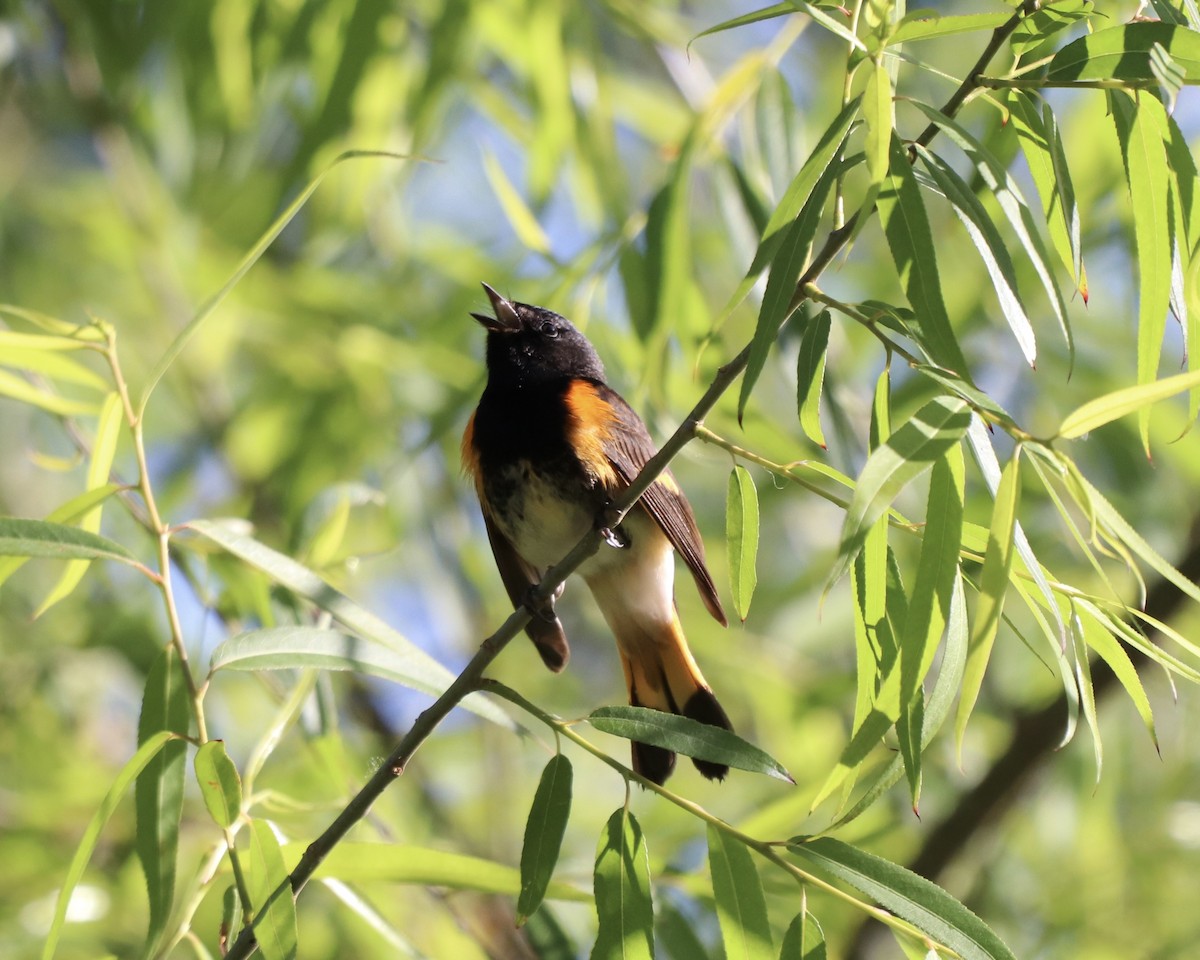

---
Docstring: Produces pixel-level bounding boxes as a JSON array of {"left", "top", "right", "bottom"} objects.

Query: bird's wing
[{"left": 596, "top": 385, "right": 727, "bottom": 626}]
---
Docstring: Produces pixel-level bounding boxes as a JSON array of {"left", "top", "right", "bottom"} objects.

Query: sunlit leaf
[
  {"left": 780, "top": 909, "right": 826, "bottom": 959},
  {"left": 1057, "top": 367, "right": 1200, "bottom": 439},
  {"left": 41, "top": 732, "right": 178, "bottom": 960},
  {"left": 797, "top": 310, "right": 832, "bottom": 447},
  {"left": 591, "top": 808, "right": 653, "bottom": 960},
  {"left": 518, "top": 755, "right": 574, "bottom": 926},
  {"left": 727, "top": 465, "right": 760, "bottom": 620},
  {"left": 587, "top": 706, "right": 793, "bottom": 782},
  {"left": 0, "top": 367, "right": 98, "bottom": 417},
  {"left": 248, "top": 821, "right": 297, "bottom": 960},
  {"left": 195, "top": 740, "right": 243, "bottom": 830},
  {"left": 483, "top": 146, "right": 552, "bottom": 256},
  {"left": 1068, "top": 611, "right": 1103, "bottom": 782},
  {"left": 863, "top": 60, "right": 892, "bottom": 193},
  {"left": 787, "top": 838, "right": 1017, "bottom": 960},
  {"left": 1047, "top": 22, "right": 1200, "bottom": 84},
  {"left": 708, "top": 825, "right": 773, "bottom": 960},
  {"left": 889, "top": 12, "right": 1010, "bottom": 44}
]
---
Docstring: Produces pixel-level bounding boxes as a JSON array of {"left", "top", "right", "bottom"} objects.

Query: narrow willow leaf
[
  {"left": 829, "top": 569, "right": 967, "bottom": 830},
  {"left": 956, "top": 451, "right": 1022, "bottom": 755},
  {"left": 877, "top": 134, "right": 969, "bottom": 374},
  {"left": 0, "top": 367, "right": 98, "bottom": 416},
  {"left": 1047, "top": 22, "right": 1200, "bottom": 83},
  {"left": 1111, "top": 90, "right": 1173, "bottom": 454},
  {"left": 0, "top": 517, "right": 139, "bottom": 565},
  {"left": 796, "top": 310, "right": 831, "bottom": 447},
  {"left": 1068, "top": 611, "right": 1103, "bottom": 782},
  {"left": 727, "top": 465, "right": 760, "bottom": 620},
  {"left": 0, "top": 319, "right": 103, "bottom": 346},
  {"left": 0, "top": 344, "right": 108, "bottom": 389},
  {"left": 0, "top": 484, "right": 122, "bottom": 588},
  {"left": 739, "top": 158, "right": 839, "bottom": 421},
  {"left": 1151, "top": 40, "right": 1186, "bottom": 112},
  {"left": 888, "top": 12, "right": 1009, "bottom": 44},
  {"left": 708, "top": 825, "right": 773, "bottom": 960},
  {"left": 138, "top": 150, "right": 407, "bottom": 417},
  {"left": 1076, "top": 607, "right": 1157, "bottom": 750},
  {"left": 910, "top": 102, "right": 1071, "bottom": 356},
  {"left": 720, "top": 97, "right": 859, "bottom": 323},
  {"left": 827, "top": 396, "right": 971, "bottom": 589},
  {"left": 36, "top": 391, "right": 124, "bottom": 617},
  {"left": 185, "top": 519, "right": 510, "bottom": 727},
  {"left": 914, "top": 147, "right": 1036, "bottom": 366},
  {"left": 136, "top": 648, "right": 191, "bottom": 958},
  {"left": 897, "top": 445, "right": 965, "bottom": 806},
  {"left": 41, "top": 731, "right": 177, "bottom": 960},
  {"left": 691, "top": 2, "right": 795, "bottom": 44},
  {"left": 1057, "top": 362, "right": 1200, "bottom": 439},
  {"left": 482, "top": 146, "right": 552, "bottom": 255},
  {"left": 787, "top": 838, "right": 1017, "bottom": 960},
  {"left": 642, "top": 133, "right": 697, "bottom": 341},
  {"left": 221, "top": 885, "right": 244, "bottom": 957},
  {"left": 911, "top": 364, "right": 1017, "bottom": 431},
  {"left": 588, "top": 706, "right": 793, "bottom": 782},
  {"left": 248, "top": 821, "right": 298, "bottom": 960},
  {"left": 194, "top": 740, "right": 243, "bottom": 830},
  {"left": 276, "top": 841, "right": 588, "bottom": 901},
  {"left": 518, "top": 755, "right": 574, "bottom": 926},
  {"left": 779, "top": 910, "right": 826, "bottom": 959},
  {"left": 1008, "top": 91, "right": 1085, "bottom": 297},
  {"left": 863, "top": 60, "right": 892, "bottom": 192},
  {"left": 591, "top": 809, "right": 653, "bottom": 960}
]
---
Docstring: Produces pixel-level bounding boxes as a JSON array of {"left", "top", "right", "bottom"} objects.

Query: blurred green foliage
[{"left": 3, "top": 1, "right": 1200, "bottom": 958}]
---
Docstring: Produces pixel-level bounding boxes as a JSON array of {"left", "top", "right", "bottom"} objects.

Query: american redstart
[{"left": 463, "top": 283, "right": 733, "bottom": 784}]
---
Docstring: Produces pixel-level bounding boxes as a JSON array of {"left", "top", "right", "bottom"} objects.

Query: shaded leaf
[
  {"left": 518, "top": 755, "right": 574, "bottom": 925},
  {"left": 779, "top": 909, "right": 826, "bottom": 959},
  {"left": 1047, "top": 22, "right": 1200, "bottom": 84},
  {"left": 708, "top": 825, "right": 773, "bottom": 960},
  {"left": 1076, "top": 607, "right": 1157, "bottom": 750},
  {"left": 796, "top": 310, "right": 832, "bottom": 447},
  {"left": 0, "top": 484, "right": 123, "bottom": 588},
  {"left": 587, "top": 706, "right": 792, "bottom": 782},
  {"left": 0, "top": 517, "right": 139, "bottom": 565},
  {"left": 787, "top": 838, "right": 1017, "bottom": 960}
]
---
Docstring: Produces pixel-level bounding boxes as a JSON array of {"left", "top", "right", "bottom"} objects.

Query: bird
[{"left": 461, "top": 282, "right": 732, "bottom": 784}]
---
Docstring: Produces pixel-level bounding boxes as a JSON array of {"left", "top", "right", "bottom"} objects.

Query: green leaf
[
  {"left": 909, "top": 102, "right": 1071, "bottom": 358},
  {"left": 1057, "top": 367, "right": 1200, "bottom": 439},
  {"left": 0, "top": 367, "right": 99, "bottom": 416},
  {"left": 1068, "top": 611, "right": 1103, "bottom": 782},
  {"left": 827, "top": 396, "right": 972, "bottom": 589},
  {"left": 897, "top": 445, "right": 965, "bottom": 806},
  {"left": 796, "top": 310, "right": 831, "bottom": 447},
  {"left": 1010, "top": 0, "right": 1095, "bottom": 61},
  {"left": 0, "top": 517, "right": 139, "bottom": 566},
  {"left": 911, "top": 364, "right": 1017, "bottom": 431},
  {"left": 876, "top": 133, "right": 969, "bottom": 374},
  {"left": 691, "top": 2, "right": 795, "bottom": 45},
  {"left": 36, "top": 391, "right": 124, "bottom": 617},
  {"left": 779, "top": 909, "right": 826, "bottom": 959},
  {"left": 956, "top": 450, "right": 1021, "bottom": 755},
  {"left": 708, "top": 825, "right": 773, "bottom": 960},
  {"left": 0, "top": 484, "right": 122, "bottom": 588},
  {"left": 591, "top": 808, "right": 654, "bottom": 960},
  {"left": 185, "top": 519, "right": 511, "bottom": 727},
  {"left": 888, "top": 12, "right": 1010, "bottom": 44},
  {"left": 1111, "top": 90, "right": 1173, "bottom": 454},
  {"left": 587, "top": 706, "right": 793, "bottom": 782},
  {"left": 135, "top": 648, "right": 191, "bottom": 958},
  {"left": 518, "top": 755, "right": 574, "bottom": 926},
  {"left": 138, "top": 150, "right": 407, "bottom": 417},
  {"left": 195, "top": 740, "right": 243, "bottom": 830},
  {"left": 739, "top": 153, "right": 840, "bottom": 421},
  {"left": 720, "top": 98, "right": 860, "bottom": 324},
  {"left": 727, "top": 465, "right": 760, "bottom": 620},
  {"left": 0, "top": 342, "right": 109, "bottom": 389},
  {"left": 248, "top": 821, "right": 297, "bottom": 960},
  {"left": 1075, "top": 607, "right": 1157, "bottom": 751},
  {"left": 914, "top": 146, "right": 1036, "bottom": 366},
  {"left": 41, "top": 731, "right": 179, "bottom": 960},
  {"left": 863, "top": 60, "right": 892, "bottom": 192},
  {"left": 483, "top": 146, "right": 552, "bottom": 255},
  {"left": 1007, "top": 91, "right": 1086, "bottom": 298},
  {"left": 787, "top": 837, "right": 1017, "bottom": 960},
  {"left": 1047, "top": 22, "right": 1200, "bottom": 84},
  {"left": 277, "top": 840, "right": 589, "bottom": 900},
  {"left": 0, "top": 309, "right": 106, "bottom": 342}
]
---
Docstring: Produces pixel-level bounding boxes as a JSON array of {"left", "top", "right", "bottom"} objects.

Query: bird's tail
[{"left": 612, "top": 610, "right": 733, "bottom": 785}]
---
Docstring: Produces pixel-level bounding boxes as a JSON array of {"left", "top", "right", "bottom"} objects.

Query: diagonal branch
[{"left": 223, "top": 6, "right": 1040, "bottom": 956}]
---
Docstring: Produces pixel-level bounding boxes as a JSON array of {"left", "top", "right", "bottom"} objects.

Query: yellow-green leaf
[{"left": 727, "top": 465, "right": 760, "bottom": 621}]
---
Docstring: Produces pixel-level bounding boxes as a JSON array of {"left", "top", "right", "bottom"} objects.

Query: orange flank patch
[
  {"left": 563, "top": 381, "right": 619, "bottom": 488},
  {"left": 460, "top": 410, "right": 485, "bottom": 498}
]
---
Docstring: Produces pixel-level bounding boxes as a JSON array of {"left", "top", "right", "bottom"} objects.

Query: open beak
[{"left": 471, "top": 282, "right": 522, "bottom": 333}]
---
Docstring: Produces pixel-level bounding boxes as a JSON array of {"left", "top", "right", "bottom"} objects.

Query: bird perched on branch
[{"left": 462, "top": 283, "right": 732, "bottom": 784}]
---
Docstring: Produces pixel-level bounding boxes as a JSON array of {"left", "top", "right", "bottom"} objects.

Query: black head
[{"left": 472, "top": 283, "right": 606, "bottom": 389}]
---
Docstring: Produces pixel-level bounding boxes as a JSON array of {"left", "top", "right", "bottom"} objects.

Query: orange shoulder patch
[{"left": 563, "top": 381, "right": 619, "bottom": 489}]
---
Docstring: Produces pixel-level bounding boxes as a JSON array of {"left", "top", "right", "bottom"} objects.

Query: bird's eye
[{"left": 540, "top": 322, "right": 560, "bottom": 338}]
